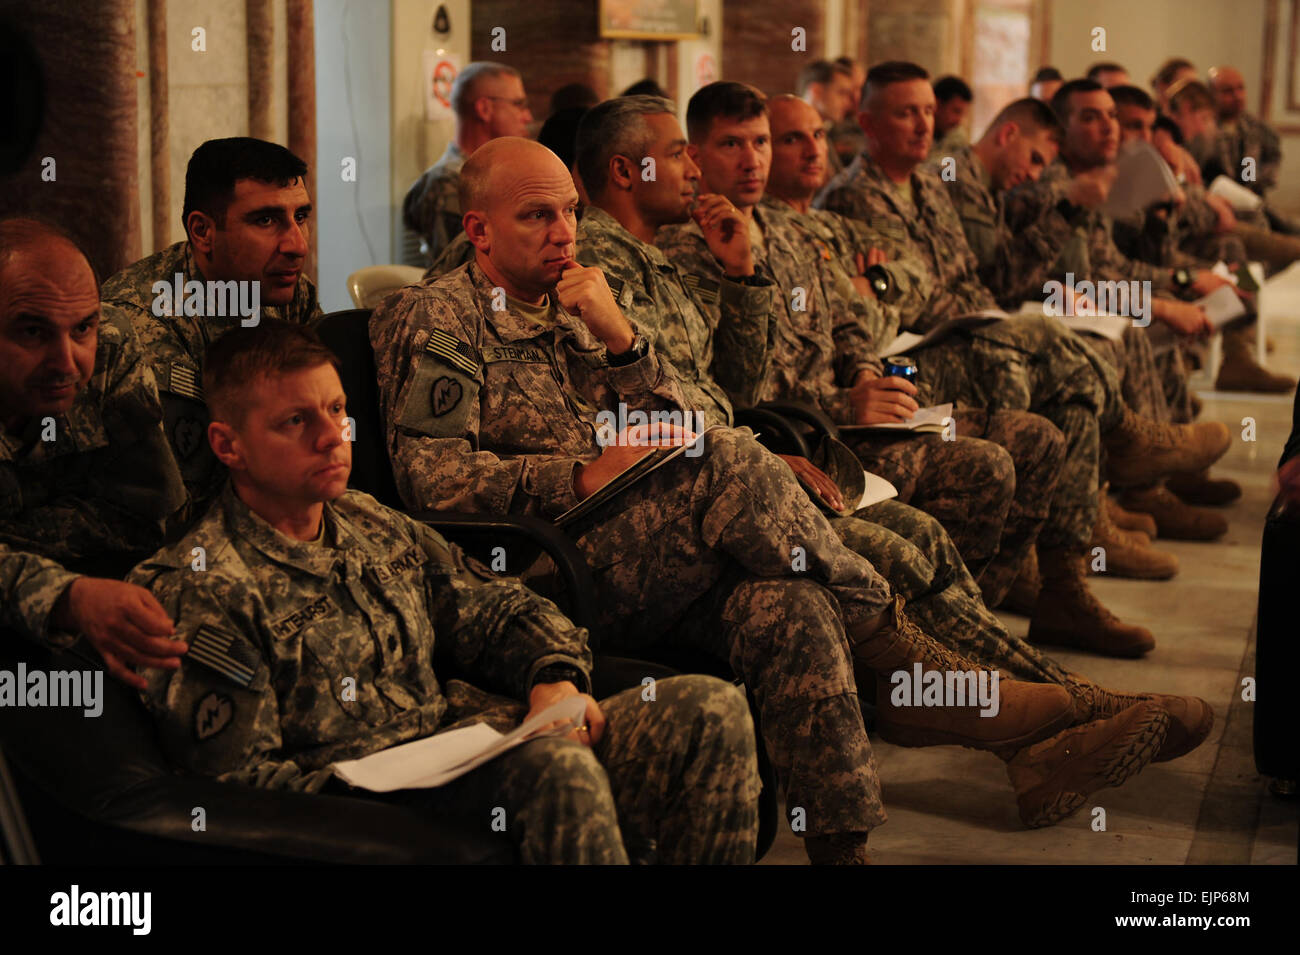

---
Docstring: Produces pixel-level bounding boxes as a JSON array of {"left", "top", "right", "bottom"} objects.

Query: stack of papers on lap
[
  {"left": 841, "top": 403, "right": 953, "bottom": 434},
  {"left": 331, "top": 696, "right": 587, "bottom": 791},
  {"left": 1018, "top": 301, "right": 1129, "bottom": 341},
  {"left": 1194, "top": 285, "right": 1248, "bottom": 329},
  {"left": 881, "top": 310, "right": 1007, "bottom": 355},
  {"left": 1208, "top": 175, "right": 1263, "bottom": 212},
  {"left": 1103, "top": 142, "right": 1179, "bottom": 218}
]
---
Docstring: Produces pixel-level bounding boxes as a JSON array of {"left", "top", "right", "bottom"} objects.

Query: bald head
[
  {"left": 1207, "top": 65, "right": 1248, "bottom": 121},
  {"left": 768, "top": 95, "right": 830, "bottom": 203},
  {"left": 0, "top": 218, "right": 101, "bottom": 429},
  {"left": 459, "top": 137, "right": 579, "bottom": 302}
]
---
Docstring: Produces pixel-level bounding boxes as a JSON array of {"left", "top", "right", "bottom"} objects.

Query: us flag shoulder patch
[
  {"left": 166, "top": 362, "right": 205, "bottom": 402},
  {"left": 681, "top": 273, "right": 720, "bottom": 306},
  {"left": 424, "top": 328, "right": 480, "bottom": 377},
  {"left": 187, "top": 624, "right": 260, "bottom": 688}
]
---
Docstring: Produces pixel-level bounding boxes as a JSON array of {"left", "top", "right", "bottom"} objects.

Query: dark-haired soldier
[
  {"left": 101, "top": 137, "right": 320, "bottom": 523},
  {"left": 929, "top": 75, "right": 973, "bottom": 158},
  {"left": 0, "top": 217, "right": 187, "bottom": 688}
]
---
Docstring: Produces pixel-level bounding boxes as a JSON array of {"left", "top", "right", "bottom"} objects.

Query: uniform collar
[
  {"left": 580, "top": 206, "right": 674, "bottom": 271},
  {"left": 220, "top": 483, "right": 348, "bottom": 580},
  {"left": 467, "top": 259, "right": 577, "bottom": 343}
]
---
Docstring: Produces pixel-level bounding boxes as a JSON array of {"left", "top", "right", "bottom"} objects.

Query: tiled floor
[{"left": 760, "top": 314, "right": 1300, "bottom": 865}]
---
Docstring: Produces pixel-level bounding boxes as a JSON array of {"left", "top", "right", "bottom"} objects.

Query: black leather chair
[{"left": 1254, "top": 387, "right": 1300, "bottom": 795}]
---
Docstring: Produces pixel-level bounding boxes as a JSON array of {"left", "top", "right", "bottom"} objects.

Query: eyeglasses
[{"left": 482, "top": 96, "right": 530, "bottom": 111}]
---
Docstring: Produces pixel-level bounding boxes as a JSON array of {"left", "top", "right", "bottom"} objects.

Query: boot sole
[
  {"left": 1017, "top": 706, "right": 1170, "bottom": 828},
  {"left": 878, "top": 700, "right": 1076, "bottom": 754},
  {"left": 1152, "top": 699, "right": 1215, "bottom": 763},
  {"left": 1028, "top": 623, "right": 1155, "bottom": 658}
]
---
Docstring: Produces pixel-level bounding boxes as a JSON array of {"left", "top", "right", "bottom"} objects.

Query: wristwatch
[
  {"left": 607, "top": 332, "right": 650, "bottom": 367},
  {"left": 1172, "top": 267, "right": 1193, "bottom": 291}
]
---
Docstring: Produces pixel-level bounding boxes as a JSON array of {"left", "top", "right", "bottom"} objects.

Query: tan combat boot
[
  {"left": 1105, "top": 408, "right": 1230, "bottom": 486},
  {"left": 1118, "top": 483, "right": 1228, "bottom": 541},
  {"left": 850, "top": 596, "right": 1075, "bottom": 753},
  {"left": 1165, "top": 468, "right": 1243, "bottom": 507},
  {"left": 999, "top": 547, "right": 1040, "bottom": 615},
  {"left": 1106, "top": 491, "right": 1158, "bottom": 538},
  {"left": 1029, "top": 547, "right": 1156, "bottom": 657},
  {"left": 1061, "top": 673, "right": 1215, "bottom": 763},
  {"left": 1215, "top": 325, "right": 1296, "bottom": 394},
  {"left": 1006, "top": 701, "right": 1170, "bottom": 828},
  {"left": 1090, "top": 486, "right": 1179, "bottom": 579}
]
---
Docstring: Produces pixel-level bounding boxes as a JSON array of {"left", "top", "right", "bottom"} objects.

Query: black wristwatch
[
  {"left": 607, "top": 332, "right": 650, "bottom": 367},
  {"left": 1172, "top": 267, "right": 1193, "bottom": 291},
  {"left": 863, "top": 264, "right": 893, "bottom": 301}
]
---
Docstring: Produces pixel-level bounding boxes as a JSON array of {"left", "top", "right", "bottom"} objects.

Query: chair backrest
[
  {"left": 346, "top": 265, "right": 426, "bottom": 309},
  {"left": 316, "top": 309, "right": 404, "bottom": 509}
]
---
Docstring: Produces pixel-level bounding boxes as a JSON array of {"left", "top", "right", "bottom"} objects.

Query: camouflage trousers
[
  {"left": 1158, "top": 342, "right": 1196, "bottom": 425},
  {"left": 916, "top": 316, "right": 1124, "bottom": 549},
  {"left": 841, "top": 499, "right": 1068, "bottom": 683},
  {"left": 374, "top": 675, "right": 760, "bottom": 864},
  {"left": 1087, "top": 325, "right": 1171, "bottom": 424},
  {"left": 845, "top": 409, "right": 1061, "bottom": 605},
  {"left": 571, "top": 427, "right": 889, "bottom": 837}
]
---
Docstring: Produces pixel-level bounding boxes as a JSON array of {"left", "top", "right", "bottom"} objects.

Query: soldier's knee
[
  {"left": 653, "top": 674, "right": 755, "bottom": 746},
  {"left": 510, "top": 737, "right": 611, "bottom": 812}
]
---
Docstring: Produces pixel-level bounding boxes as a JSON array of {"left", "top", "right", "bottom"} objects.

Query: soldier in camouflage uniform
[
  {"left": 373, "top": 137, "right": 1099, "bottom": 854},
  {"left": 402, "top": 62, "right": 534, "bottom": 264},
  {"left": 0, "top": 218, "right": 187, "bottom": 688},
  {"left": 131, "top": 321, "right": 760, "bottom": 864},
  {"left": 573, "top": 97, "right": 1213, "bottom": 827},
  {"left": 812, "top": 65, "right": 1231, "bottom": 655},
  {"left": 101, "top": 138, "right": 322, "bottom": 527}
]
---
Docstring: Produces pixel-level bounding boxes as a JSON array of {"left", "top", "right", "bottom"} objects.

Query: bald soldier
[
  {"left": 0, "top": 218, "right": 187, "bottom": 688},
  {"left": 1205, "top": 65, "right": 1283, "bottom": 199},
  {"left": 371, "top": 136, "right": 1088, "bottom": 858},
  {"left": 131, "top": 320, "right": 760, "bottom": 864},
  {"left": 403, "top": 62, "right": 535, "bottom": 264},
  {"left": 569, "top": 97, "right": 1212, "bottom": 801},
  {"left": 101, "top": 138, "right": 322, "bottom": 525}
]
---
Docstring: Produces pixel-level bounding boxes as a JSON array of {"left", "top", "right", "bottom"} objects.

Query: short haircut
[
  {"left": 1152, "top": 57, "right": 1194, "bottom": 90},
  {"left": 450, "top": 61, "right": 521, "bottom": 120},
  {"left": 834, "top": 55, "right": 859, "bottom": 73},
  {"left": 1032, "top": 66, "right": 1063, "bottom": 83},
  {"left": 1109, "top": 84, "right": 1155, "bottom": 111},
  {"left": 621, "top": 78, "right": 669, "bottom": 99},
  {"left": 1086, "top": 62, "right": 1127, "bottom": 83},
  {"left": 986, "top": 97, "right": 1063, "bottom": 143},
  {"left": 797, "top": 59, "right": 853, "bottom": 96},
  {"left": 539, "top": 106, "right": 590, "bottom": 171},
  {"left": 933, "top": 75, "right": 973, "bottom": 104},
  {"left": 1050, "top": 78, "right": 1104, "bottom": 123},
  {"left": 202, "top": 319, "right": 340, "bottom": 426},
  {"left": 1170, "top": 80, "right": 1214, "bottom": 113},
  {"left": 0, "top": 216, "right": 98, "bottom": 291},
  {"left": 863, "top": 61, "right": 930, "bottom": 109},
  {"left": 1154, "top": 113, "right": 1183, "bottom": 144},
  {"left": 182, "top": 137, "right": 308, "bottom": 236},
  {"left": 685, "top": 82, "right": 767, "bottom": 143},
  {"left": 576, "top": 95, "right": 676, "bottom": 198}
]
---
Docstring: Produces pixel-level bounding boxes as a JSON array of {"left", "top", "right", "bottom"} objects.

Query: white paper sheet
[{"left": 331, "top": 695, "right": 588, "bottom": 791}]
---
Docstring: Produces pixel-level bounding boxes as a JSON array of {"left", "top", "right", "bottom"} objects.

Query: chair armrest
[
  {"left": 413, "top": 511, "right": 603, "bottom": 648},
  {"left": 734, "top": 407, "right": 811, "bottom": 457},
  {"left": 757, "top": 400, "right": 841, "bottom": 442}
]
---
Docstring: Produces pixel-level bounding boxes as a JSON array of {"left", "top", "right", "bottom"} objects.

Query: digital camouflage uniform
[
  {"left": 371, "top": 259, "right": 894, "bottom": 838},
  {"left": 815, "top": 150, "right": 1129, "bottom": 547},
  {"left": 1, "top": 322, "right": 186, "bottom": 646},
  {"left": 931, "top": 144, "right": 1084, "bottom": 309},
  {"left": 576, "top": 203, "right": 1070, "bottom": 684},
  {"left": 658, "top": 200, "right": 1062, "bottom": 598},
  {"left": 100, "top": 240, "right": 323, "bottom": 524},
  {"left": 403, "top": 142, "right": 468, "bottom": 264},
  {"left": 425, "top": 230, "right": 476, "bottom": 282},
  {"left": 1199, "top": 112, "right": 1282, "bottom": 196},
  {"left": 130, "top": 485, "right": 760, "bottom": 864}
]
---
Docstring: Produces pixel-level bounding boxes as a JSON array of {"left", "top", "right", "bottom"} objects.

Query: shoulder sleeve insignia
[
  {"left": 161, "top": 362, "right": 205, "bottom": 402},
  {"left": 194, "top": 692, "right": 234, "bottom": 741},
  {"left": 187, "top": 624, "right": 261, "bottom": 688},
  {"left": 680, "top": 273, "right": 721, "bottom": 306}
]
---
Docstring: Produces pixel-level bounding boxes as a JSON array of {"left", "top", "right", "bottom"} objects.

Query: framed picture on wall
[{"left": 599, "top": 0, "right": 700, "bottom": 40}]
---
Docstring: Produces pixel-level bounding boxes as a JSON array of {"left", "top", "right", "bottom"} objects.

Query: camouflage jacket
[
  {"left": 1198, "top": 112, "right": 1282, "bottom": 195},
  {"left": 659, "top": 200, "right": 882, "bottom": 424},
  {"left": 1020, "top": 163, "right": 1175, "bottom": 295},
  {"left": 932, "top": 145, "right": 1083, "bottom": 308},
  {"left": 100, "top": 240, "right": 322, "bottom": 524},
  {"left": 1, "top": 322, "right": 185, "bottom": 645},
  {"left": 424, "top": 230, "right": 476, "bottom": 282},
  {"left": 370, "top": 260, "right": 686, "bottom": 518},
  {"left": 129, "top": 484, "right": 591, "bottom": 792},
  {"left": 577, "top": 205, "right": 775, "bottom": 423},
  {"left": 816, "top": 150, "right": 998, "bottom": 329},
  {"left": 402, "top": 142, "right": 467, "bottom": 262}
]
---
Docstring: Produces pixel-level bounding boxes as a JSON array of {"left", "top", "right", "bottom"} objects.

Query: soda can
[{"left": 882, "top": 355, "right": 918, "bottom": 385}]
